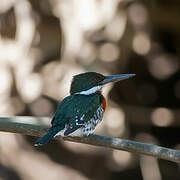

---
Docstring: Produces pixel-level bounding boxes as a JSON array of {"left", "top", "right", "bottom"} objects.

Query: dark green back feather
[{"left": 51, "top": 93, "right": 103, "bottom": 128}]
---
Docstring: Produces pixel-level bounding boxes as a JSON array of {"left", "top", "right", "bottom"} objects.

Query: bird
[{"left": 34, "top": 72, "right": 135, "bottom": 146}]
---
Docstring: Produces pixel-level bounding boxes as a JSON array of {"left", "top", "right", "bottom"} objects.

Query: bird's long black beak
[{"left": 100, "top": 74, "right": 136, "bottom": 85}]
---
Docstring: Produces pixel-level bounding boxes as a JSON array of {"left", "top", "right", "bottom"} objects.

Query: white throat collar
[{"left": 75, "top": 85, "right": 103, "bottom": 95}]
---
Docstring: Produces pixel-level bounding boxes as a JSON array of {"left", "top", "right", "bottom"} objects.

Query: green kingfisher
[{"left": 34, "top": 72, "right": 135, "bottom": 146}]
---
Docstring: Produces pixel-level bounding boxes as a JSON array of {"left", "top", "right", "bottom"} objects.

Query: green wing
[
  {"left": 51, "top": 95, "right": 74, "bottom": 127},
  {"left": 51, "top": 93, "right": 102, "bottom": 129}
]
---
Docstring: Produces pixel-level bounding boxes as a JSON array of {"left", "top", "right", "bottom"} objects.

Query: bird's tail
[{"left": 34, "top": 127, "right": 62, "bottom": 146}]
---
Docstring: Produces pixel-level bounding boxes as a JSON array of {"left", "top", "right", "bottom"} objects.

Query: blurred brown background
[{"left": 0, "top": 0, "right": 180, "bottom": 179}]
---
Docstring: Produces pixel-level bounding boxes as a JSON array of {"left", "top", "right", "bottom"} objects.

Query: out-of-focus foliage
[{"left": 0, "top": 0, "right": 180, "bottom": 179}]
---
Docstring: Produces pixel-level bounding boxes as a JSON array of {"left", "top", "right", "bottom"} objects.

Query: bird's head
[{"left": 70, "top": 72, "right": 135, "bottom": 95}]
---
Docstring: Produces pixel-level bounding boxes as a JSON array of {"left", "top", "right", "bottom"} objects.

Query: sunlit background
[{"left": 0, "top": 0, "right": 180, "bottom": 179}]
